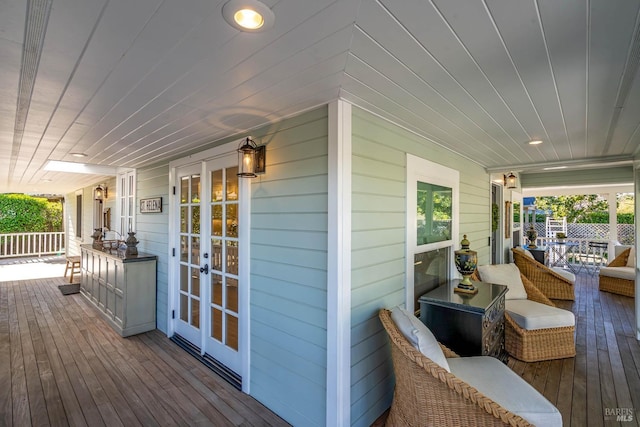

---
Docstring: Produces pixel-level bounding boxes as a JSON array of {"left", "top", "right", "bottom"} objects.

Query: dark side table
[
  {"left": 418, "top": 280, "right": 507, "bottom": 362},
  {"left": 525, "top": 245, "right": 547, "bottom": 265}
]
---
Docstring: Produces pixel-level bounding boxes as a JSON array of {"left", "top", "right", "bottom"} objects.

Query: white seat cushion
[
  {"left": 447, "top": 356, "right": 562, "bottom": 427},
  {"left": 599, "top": 266, "right": 636, "bottom": 281},
  {"left": 550, "top": 267, "right": 576, "bottom": 283},
  {"left": 626, "top": 247, "right": 635, "bottom": 267},
  {"left": 391, "top": 306, "right": 450, "bottom": 372},
  {"left": 506, "top": 299, "right": 575, "bottom": 330},
  {"left": 477, "top": 263, "right": 528, "bottom": 300}
]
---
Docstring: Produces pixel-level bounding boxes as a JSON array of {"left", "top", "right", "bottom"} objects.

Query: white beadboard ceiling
[{"left": 2, "top": 0, "right": 640, "bottom": 194}]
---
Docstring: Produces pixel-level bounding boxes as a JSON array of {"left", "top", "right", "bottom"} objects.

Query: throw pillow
[
  {"left": 626, "top": 247, "right": 635, "bottom": 268},
  {"left": 477, "top": 263, "right": 528, "bottom": 300},
  {"left": 391, "top": 306, "right": 450, "bottom": 372}
]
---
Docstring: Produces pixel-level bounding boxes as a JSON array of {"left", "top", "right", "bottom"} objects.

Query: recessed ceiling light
[
  {"left": 70, "top": 152, "right": 88, "bottom": 158},
  {"left": 528, "top": 140, "right": 543, "bottom": 145},
  {"left": 42, "top": 178, "right": 52, "bottom": 182},
  {"left": 222, "top": 0, "right": 274, "bottom": 32},
  {"left": 543, "top": 166, "right": 567, "bottom": 170}
]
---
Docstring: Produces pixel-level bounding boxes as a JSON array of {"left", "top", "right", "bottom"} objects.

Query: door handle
[{"left": 200, "top": 264, "right": 209, "bottom": 274}]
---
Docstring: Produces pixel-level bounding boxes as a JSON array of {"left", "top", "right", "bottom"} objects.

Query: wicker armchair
[
  {"left": 599, "top": 247, "right": 635, "bottom": 297},
  {"left": 511, "top": 247, "right": 575, "bottom": 301},
  {"left": 379, "top": 309, "right": 533, "bottom": 426},
  {"left": 471, "top": 270, "right": 576, "bottom": 362}
]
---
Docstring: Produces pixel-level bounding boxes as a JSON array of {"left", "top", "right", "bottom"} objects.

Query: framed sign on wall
[{"left": 140, "top": 197, "right": 162, "bottom": 213}]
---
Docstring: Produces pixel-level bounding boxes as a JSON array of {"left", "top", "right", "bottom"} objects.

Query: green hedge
[
  {"left": 0, "top": 194, "right": 63, "bottom": 233},
  {"left": 533, "top": 212, "right": 633, "bottom": 224}
]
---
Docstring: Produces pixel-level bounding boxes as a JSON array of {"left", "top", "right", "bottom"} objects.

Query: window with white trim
[
  {"left": 406, "top": 154, "right": 459, "bottom": 312},
  {"left": 117, "top": 170, "right": 136, "bottom": 235},
  {"left": 76, "top": 192, "right": 83, "bottom": 238}
]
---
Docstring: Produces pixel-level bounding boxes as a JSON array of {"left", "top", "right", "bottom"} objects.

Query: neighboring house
[{"left": 64, "top": 101, "right": 493, "bottom": 427}]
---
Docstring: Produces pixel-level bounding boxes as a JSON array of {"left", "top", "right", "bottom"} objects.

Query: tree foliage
[
  {"left": 0, "top": 194, "right": 63, "bottom": 233},
  {"left": 532, "top": 194, "right": 634, "bottom": 224}
]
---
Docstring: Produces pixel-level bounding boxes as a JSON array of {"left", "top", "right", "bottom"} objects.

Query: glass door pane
[
  {"left": 178, "top": 173, "right": 202, "bottom": 329},
  {"left": 208, "top": 165, "right": 240, "bottom": 355}
]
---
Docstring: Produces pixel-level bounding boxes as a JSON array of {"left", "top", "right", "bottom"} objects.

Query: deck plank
[
  {"left": 21, "top": 281, "right": 68, "bottom": 427},
  {"left": 31, "top": 279, "right": 96, "bottom": 427},
  {"left": 0, "top": 282, "right": 13, "bottom": 426}
]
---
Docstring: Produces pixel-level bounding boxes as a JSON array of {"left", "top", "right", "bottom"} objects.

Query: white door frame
[{"left": 168, "top": 139, "right": 251, "bottom": 393}]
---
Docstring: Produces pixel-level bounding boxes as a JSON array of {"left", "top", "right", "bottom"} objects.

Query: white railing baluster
[{"left": 0, "top": 232, "right": 65, "bottom": 258}]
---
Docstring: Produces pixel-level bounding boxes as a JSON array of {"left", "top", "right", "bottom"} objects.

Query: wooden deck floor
[
  {"left": 0, "top": 275, "right": 289, "bottom": 427},
  {"left": 2, "top": 262, "right": 639, "bottom": 426},
  {"left": 508, "top": 271, "right": 640, "bottom": 427},
  {"left": 373, "top": 271, "right": 640, "bottom": 427}
]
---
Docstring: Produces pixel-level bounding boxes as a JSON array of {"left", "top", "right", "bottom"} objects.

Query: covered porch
[
  {"left": 372, "top": 268, "right": 639, "bottom": 426},
  {"left": 0, "top": 262, "right": 288, "bottom": 426},
  {"left": 2, "top": 258, "right": 638, "bottom": 426}
]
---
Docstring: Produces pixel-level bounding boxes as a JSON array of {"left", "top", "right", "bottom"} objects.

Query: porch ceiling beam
[
  {"left": 486, "top": 155, "right": 633, "bottom": 174},
  {"left": 522, "top": 183, "right": 633, "bottom": 197}
]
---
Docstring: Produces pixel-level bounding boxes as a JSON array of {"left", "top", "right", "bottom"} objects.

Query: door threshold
[{"left": 170, "top": 334, "right": 242, "bottom": 390}]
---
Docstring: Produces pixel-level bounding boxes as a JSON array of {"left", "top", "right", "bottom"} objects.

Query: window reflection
[{"left": 417, "top": 182, "right": 452, "bottom": 245}]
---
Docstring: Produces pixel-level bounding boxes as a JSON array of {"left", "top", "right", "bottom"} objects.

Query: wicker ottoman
[{"left": 505, "top": 313, "right": 576, "bottom": 362}]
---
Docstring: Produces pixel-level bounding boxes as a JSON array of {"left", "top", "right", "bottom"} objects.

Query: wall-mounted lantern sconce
[
  {"left": 237, "top": 137, "right": 266, "bottom": 178},
  {"left": 505, "top": 172, "right": 517, "bottom": 189},
  {"left": 94, "top": 185, "right": 107, "bottom": 201}
]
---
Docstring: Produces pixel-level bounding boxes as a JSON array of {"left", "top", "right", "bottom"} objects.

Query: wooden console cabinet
[
  {"left": 80, "top": 244, "right": 157, "bottom": 337},
  {"left": 419, "top": 280, "right": 507, "bottom": 361}
]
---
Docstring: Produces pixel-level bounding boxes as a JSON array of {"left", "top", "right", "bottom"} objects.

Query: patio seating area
[{"left": 374, "top": 270, "right": 640, "bottom": 426}]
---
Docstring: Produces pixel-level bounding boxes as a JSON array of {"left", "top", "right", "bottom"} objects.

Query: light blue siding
[
  {"left": 127, "top": 112, "right": 332, "bottom": 421},
  {"left": 350, "top": 106, "right": 490, "bottom": 426},
  {"left": 65, "top": 101, "right": 490, "bottom": 427},
  {"left": 248, "top": 106, "right": 329, "bottom": 427},
  {"left": 135, "top": 163, "right": 170, "bottom": 333}
]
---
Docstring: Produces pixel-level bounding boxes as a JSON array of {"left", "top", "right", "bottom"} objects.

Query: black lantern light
[
  {"left": 94, "top": 185, "right": 106, "bottom": 201},
  {"left": 505, "top": 172, "right": 517, "bottom": 189},
  {"left": 237, "top": 137, "right": 266, "bottom": 178}
]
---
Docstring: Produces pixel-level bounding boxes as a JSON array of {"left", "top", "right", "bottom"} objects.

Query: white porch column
[
  {"left": 634, "top": 165, "right": 640, "bottom": 341},
  {"left": 327, "top": 100, "right": 352, "bottom": 426},
  {"left": 607, "top": 192, "right": 618, "bottom": 257}
]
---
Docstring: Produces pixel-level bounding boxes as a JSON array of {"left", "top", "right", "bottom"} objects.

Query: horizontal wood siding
[
  {"left": 65, "top": 186, "right": 100, "bottom": 256},
  {"left": 522, "top": 166, "right": 633, "bottom": 187},
  {"left": 248, "top": 107, "right": 329, "bottom": 427},
  {"left": 135, "top": 163, "right": 170, "bottom": 333},
  {"left": 350, "top": 107, "right": 490, "bottom": 427}
]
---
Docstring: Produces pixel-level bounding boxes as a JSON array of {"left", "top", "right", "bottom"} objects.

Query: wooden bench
[{"left": 64, "top": 256, "right": 81, "bottom": 283}]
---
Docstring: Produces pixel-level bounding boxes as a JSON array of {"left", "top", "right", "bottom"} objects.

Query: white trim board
[{"left": 326, "top": 100, "right": 352, "bottom": 426}]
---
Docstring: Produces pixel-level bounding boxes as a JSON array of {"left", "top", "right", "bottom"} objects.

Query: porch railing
[
  {"left": 529, "top": 237, "right": 612, "bottom": 272},
  {"left": 0, "top": 232, "right": 65, "bottom": 258}
]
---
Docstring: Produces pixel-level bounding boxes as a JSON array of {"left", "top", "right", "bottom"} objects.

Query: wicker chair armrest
[
  {"left": 439, "top": 342, "right": 459, "bottom": 358},
  {"left": 379, "top": 309, "right": 532, "bottom": 426},
  {"left": 471, "top": 268, "right": 555, "bottom": 306},
  {"left": 521, "top": 275, "right": 555, "bottom": 307},
  {"left": 608, "top": 248, "right": 631, "bottom": 267},
  {"left": 513, "top": 249, "right": 572, "bottom": 284}
]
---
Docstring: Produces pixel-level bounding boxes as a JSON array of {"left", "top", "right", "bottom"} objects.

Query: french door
[{"left": 173, "top": 154, "right": 244, "bottom": 375}]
